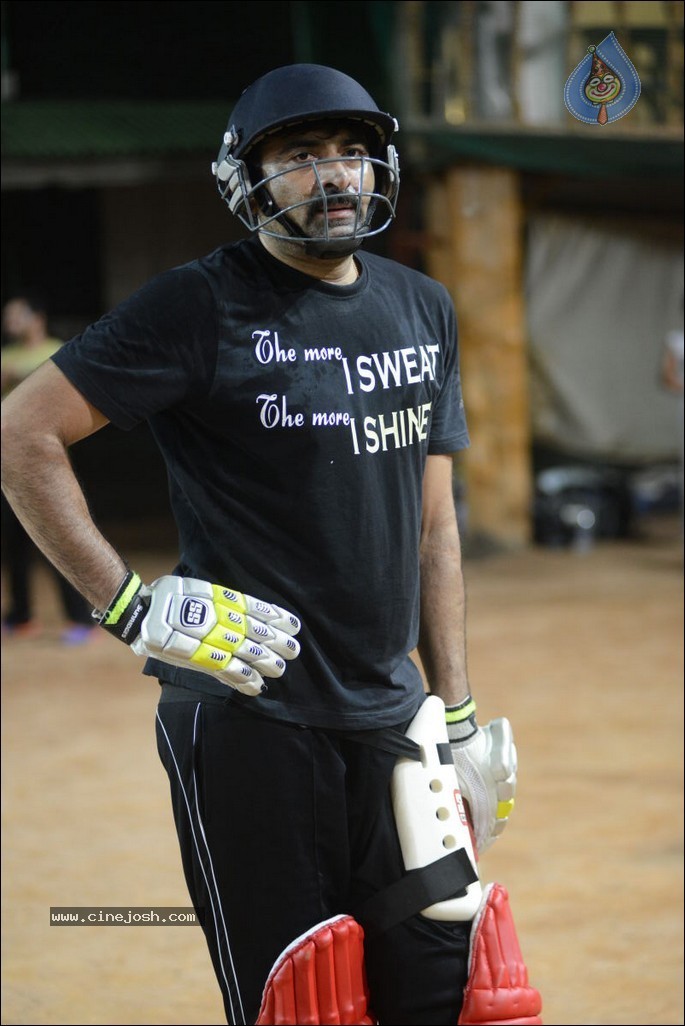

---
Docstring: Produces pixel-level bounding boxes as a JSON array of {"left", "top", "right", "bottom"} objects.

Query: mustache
[{"left": 309, "top": 188, "right": 361, "bottom": 214}]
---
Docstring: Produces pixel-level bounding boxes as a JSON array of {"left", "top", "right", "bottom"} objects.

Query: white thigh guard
[{"left": 391, "top": 695, "right": 483, "bottom": 921}]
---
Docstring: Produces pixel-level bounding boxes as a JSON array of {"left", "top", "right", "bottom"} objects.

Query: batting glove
[
  {"left": 446, "top": 696, "right": 517, "bottom": 854},
  {"left": 93, "top": 571, "right": 301, "bottom": 696}
]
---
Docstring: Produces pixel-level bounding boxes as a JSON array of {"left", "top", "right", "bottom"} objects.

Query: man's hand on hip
[{"left": 93, "top": 571, "right": 301, "bottom": 696}]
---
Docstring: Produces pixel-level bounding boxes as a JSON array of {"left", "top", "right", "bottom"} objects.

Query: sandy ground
[{"left": 1, "top": 519, "right": 683, "bottom": 1026}]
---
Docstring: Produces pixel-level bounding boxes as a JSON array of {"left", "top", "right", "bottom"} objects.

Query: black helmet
[
  {"left": 223, "top": 64, "right": 397, "bottom": 158},
  {"left": 212, "top": 64, "right": 400, "bottom": 258}
]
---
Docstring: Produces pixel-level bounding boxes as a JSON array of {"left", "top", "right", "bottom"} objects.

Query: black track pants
[{"left": 156, "top": 688, "right": 470, "bottom": 1025}]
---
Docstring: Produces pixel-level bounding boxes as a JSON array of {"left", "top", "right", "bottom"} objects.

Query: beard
[{"left": 302, "top": 188, "right": 368, "bottom": 236}]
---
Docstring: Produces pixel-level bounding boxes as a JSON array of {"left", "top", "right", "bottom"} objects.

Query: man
[
  {"left": 1, "top": 293, "right": 97, "bottom": 642},
  {"left": 1, "top": 293, "right": 63, "bottom": 396},
  {"left": 1, "top": 65, "right": 525, "bottom": 1024}
]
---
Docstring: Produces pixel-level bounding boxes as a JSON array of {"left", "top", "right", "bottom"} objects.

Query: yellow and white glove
[
  {"left": 93, "top": 571, "right": 301, "bottom": 696},
  {"left": 446, "top": 696, "right": 517, "bottom": 854}
]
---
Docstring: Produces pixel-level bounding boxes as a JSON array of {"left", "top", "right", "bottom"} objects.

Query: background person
[{"left": 1, "top": 293, "right": 97, "bottom": 643}]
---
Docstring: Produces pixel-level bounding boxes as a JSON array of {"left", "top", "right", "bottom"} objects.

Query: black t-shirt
[{"left": 53, "top": 237, "right": 469, "bottom": 729}]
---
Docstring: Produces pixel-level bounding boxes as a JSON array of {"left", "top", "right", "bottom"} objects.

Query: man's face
[
  {"left": 255, "top": 121, "right": 377, "bottom": 240},
  {"left": 2, "top": 300, "right": 35, "bottom": 342}
]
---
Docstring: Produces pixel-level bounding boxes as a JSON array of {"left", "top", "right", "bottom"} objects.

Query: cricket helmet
[{"left": 212, "top": 64, "right": 400, "bottom": 257}]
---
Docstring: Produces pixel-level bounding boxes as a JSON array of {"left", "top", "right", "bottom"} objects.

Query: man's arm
[
  {"left": 417, "top": 453, "right": 517, "bottom": 854},
  {"left": 0, "top": 359, "right": 127, "bottom": 609},
  {"left": 417, "top": 452, "right": 469, "bottom": 706},
  {"left": 1, "top": 359, "right": 301, "bottom": 695}
]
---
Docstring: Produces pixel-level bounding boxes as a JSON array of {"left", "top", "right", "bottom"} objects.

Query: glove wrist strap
[
  {"left": 92, "top": 570, "right": 149, "bottom": 645},
  {"left": 445, "top": 694, "right": 478, "bottom": 744}
]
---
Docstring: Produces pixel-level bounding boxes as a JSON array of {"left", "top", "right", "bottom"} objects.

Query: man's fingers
[
  {"left": 244, "top": 594, "right": 301, "bottom": 636},
  {"left": 246, "top": 616, "right": 300, "bottom": 660},
  {"left": 216, "top": 655, "right": 266, "bottom": 696}
]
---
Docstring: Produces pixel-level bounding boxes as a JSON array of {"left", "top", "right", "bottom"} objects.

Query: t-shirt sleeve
[
  {"left": 51, "top": 266, "right": 218, "bottom": 430},
  {"left": 428, "top": 287, "right": 469, "bottom": 455}
]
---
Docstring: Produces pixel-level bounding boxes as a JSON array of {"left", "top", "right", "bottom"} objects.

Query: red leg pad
[
  {"left": 256, "top": 914, "right": 376, "bottom": 1025},
  {"left": 458, "top": 883, "right": 543, "bottom": 1025}
]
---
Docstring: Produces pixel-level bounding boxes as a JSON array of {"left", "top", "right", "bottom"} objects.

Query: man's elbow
[
  {"left": 1, "top": 397, "right": 22, "bottom": 486},
  {"left": 1, "top": 394, "right": 53, "bottom": 492}
]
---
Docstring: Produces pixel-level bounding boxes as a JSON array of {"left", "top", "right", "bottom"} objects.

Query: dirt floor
[{"left": 1, "top": 517, "right": 683, "bottom": 1026}]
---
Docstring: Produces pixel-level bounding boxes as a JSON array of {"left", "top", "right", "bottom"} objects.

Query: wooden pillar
[{"left": 425, "top": 165, "right": 532, "bottom": 548}]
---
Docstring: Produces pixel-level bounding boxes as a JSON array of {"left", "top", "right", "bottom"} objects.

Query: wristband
[
  {"left": 92, "top": 570, "right": 150, "bottom": 645},
  {"left": 445, "top": 694, "right": 478, "bottom": 743}
]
